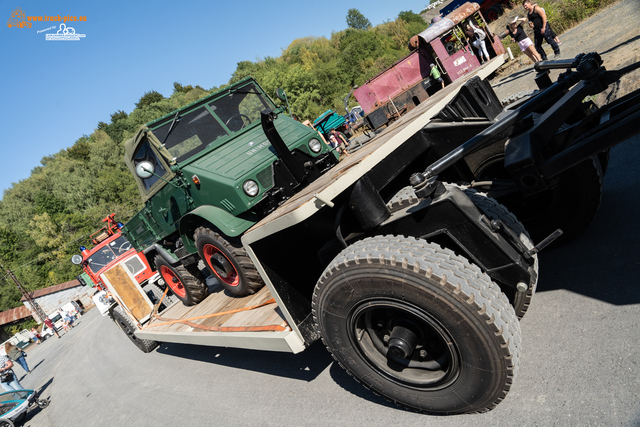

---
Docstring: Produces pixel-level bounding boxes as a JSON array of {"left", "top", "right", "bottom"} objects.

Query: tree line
[{"left": 0, "top": 9, "right": 427, "bottom": 312}]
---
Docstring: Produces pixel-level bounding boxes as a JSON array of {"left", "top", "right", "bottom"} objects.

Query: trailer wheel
[
  {"left": 313, "top": 235, "right": 521, "bottom": 414},
  {"left": 155, "top": 256, "right": 209, "bottom": 306},
  {"left": 37, "top": 398, "right": 49, "bottom": 409},
  {"left": 143, "top": 282, "right": 178, "bottom": 311},
  {"left": 111, "top": 305, "right": 158, "bottom": 353},
  {"left": 456, "top": 185, "right": 538, "bottom": 319},
  {"left": 500, "top": 90, "right": 538, "bottom": 108},
  {"left": 194, "top": 227, "right": 264, "bottom": 296},
  {"left": 0, "top": 419, "right": 15, "bottom": 427},
  {"left": 387, "top": 184, "right": 537, "bottom": 318},
  {"left": 485, "top": 5, "right": 503, "bottom": 22},
  {"left": 474, "top": 156, "right": 603, "bottom": 246}
]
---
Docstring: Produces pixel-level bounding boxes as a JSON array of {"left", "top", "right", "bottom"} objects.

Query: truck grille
[{"left": 257, "top": 166, "right": 274, "bottom": 189}]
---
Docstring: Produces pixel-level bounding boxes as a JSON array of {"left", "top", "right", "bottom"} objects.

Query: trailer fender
[{"left": 179, "top": 205, "right": 256, "bottom": 253}]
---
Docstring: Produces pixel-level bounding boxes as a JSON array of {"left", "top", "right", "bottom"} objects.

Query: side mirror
[
  {"left": 71, "top": 255, "right": 83, "bottom": 265},
  {"left": 135, "top": 161, "right": 155, "bottom": 179},
  {"left": 275, "top": 88, "right": 287, "bottom": 102}
]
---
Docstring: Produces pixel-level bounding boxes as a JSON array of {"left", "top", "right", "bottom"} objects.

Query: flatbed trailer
[{"left": 99, "top": 49, "right": 640, "bottom": 415}]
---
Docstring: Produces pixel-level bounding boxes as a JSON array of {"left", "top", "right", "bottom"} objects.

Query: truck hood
[{"left": 189, "top": 118, "right": 312, "bottom": 180}]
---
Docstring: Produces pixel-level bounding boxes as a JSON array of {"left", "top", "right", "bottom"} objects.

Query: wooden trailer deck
[
  {"left": 135, "top": 280, "right": 303, "bottom": 353},
  {"left": 142, "top": 281, "right": 288, "bottom": 333}
]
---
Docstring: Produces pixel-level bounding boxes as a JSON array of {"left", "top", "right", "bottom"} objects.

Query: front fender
[{"left": 179, "top": 205, "right": 257, "bottom": 253}]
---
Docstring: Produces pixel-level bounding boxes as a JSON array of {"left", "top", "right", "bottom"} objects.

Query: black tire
[
  {"left": 37, "top": 398, "right": 49, "bottom": 409},
  {"left": 194, "top": 227, "right": 264, "bottom": 297},
  {"left": 455, "top": 184, "right": 538, "bottom": 319},
  {"left": 500, "top": 90, "right": 539, "bottom": 108},
  {"left": 386, "top": 184, "right": 538, "bottom": 319},
  {"left": 143, "top": 282, "right": 178, "bottom": 311},
  {"left": 485, "top": 5, "right": 503, "bottom": 22},
  {"left": 155, "top": 256, "right": 209, "bottom": 306},
  {"left": 111, "top": 305, "right": 158, "bottom": 353},
  {"left": 313, "top": 235, "right": 521, "bottom": 414},
  {"left": 0, "top": 419, "right": 15, "bottom": 427},
  {"left": 474, "top": 156, "right": 603, "bottom": 246}
]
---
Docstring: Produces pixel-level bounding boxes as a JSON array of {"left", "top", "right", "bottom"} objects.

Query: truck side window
[{"left": 133, "top": 140, "right": 167, "bottom": 191}]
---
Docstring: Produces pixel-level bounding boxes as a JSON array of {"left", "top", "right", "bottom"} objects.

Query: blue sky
[{"left": 0, "top": 0, "right": 428, "bottom": 198}]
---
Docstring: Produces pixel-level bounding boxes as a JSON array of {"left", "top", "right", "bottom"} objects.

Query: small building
[
  {"left": 21, "top": 279, "right": 94, "bottom": 322},
  {"left": 0, "top": 306, "right": 33, "bottom": 342}
]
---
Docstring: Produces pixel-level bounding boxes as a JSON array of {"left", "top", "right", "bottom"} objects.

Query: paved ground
[
  {"left": 16, "top": 130, "right": 640, "bottom": 427},
  {"left": 13, "top": 4, "right": 640, "bottom": 426}
]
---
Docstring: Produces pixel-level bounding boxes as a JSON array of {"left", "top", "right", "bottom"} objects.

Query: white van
[{"left": 60, "top": 301, "right": 83, "bottom": 317}]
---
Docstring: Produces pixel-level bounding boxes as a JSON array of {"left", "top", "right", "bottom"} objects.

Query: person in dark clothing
[{"left": 523, "top": 0, "right": 560, "bottom": 60}]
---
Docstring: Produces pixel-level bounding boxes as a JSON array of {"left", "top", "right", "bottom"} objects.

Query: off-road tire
[
  {"left": 194, "top": 227, "right": 264, "bottom": 297},
  {"left": 386, "top": 184, "right": 538, "bottom": 319},
  {"left": 455, "top": 184, "right": 538, "bottom": 319},
  {"left": 501, "top": 90, "right": 539, "bottom": 108},
  {"left": 313, "top": 235, "right": 521, "bottom": 414},
  {"left": 155, "top": 256, "right": 209, "bottom": 306},
  {"left": 485, "top": 5, "right": 503, "bottom": 22},
  {"left": 111, "top": 305, "right": 158, "bottom": 353}
]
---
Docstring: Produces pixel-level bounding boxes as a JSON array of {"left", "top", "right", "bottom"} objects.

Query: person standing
[
  {"left": 507, "top": 17, "right": 542, "bottom": 63},
  {"left": 4, "top": 343, "right": 29, "bottom": 375},
  {"left": 44, "top": 317, "right": 60, "bottom": 338},
  {"left": 0, "top": 354, "right": 23, "bottom": 391},
  {"left": 523, "top": 0, "right": 560, "bottom": 60},
  {"left": 429, "top": 64, "right": 445, "bottom": 90},
  {"left": 30, "top": 328, "right": 41, "bottom": 345},
  {"left": 329, "top": 129, "right": 350, "bottom": 157},
  {"left": 467, "top": 21, "right": 490, "bottom": 64}
]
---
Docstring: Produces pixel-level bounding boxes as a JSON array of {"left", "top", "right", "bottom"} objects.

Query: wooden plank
[
  {"left": 103, "top": 264, "right": 151, "bottom": 321},
  {"left": 143, "top": 284, "right": 286, "bottom": 333}
]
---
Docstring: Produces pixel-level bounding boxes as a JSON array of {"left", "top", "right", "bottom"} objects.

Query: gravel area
[{"left": 490, "top": 0, "right": 640, "bottom": 102}]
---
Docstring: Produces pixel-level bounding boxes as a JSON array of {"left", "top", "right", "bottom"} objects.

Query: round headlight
[
  {"left": 242, "top": 180, "right": 259, "bottom": 197},
  {"left": 308, "top": 138, "right": 322, "bottom": 153}
]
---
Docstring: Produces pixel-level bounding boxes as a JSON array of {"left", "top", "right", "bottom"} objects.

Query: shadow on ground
[{"left": 156, "top": 339, "right": 333, "bottom": 382}]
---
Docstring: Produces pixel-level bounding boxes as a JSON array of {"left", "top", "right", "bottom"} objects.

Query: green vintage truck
[{"left": 121, "top": 77, "right": 338, "bottom": 303}]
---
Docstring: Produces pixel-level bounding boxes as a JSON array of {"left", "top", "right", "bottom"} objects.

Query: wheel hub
[
  {"left": 387, "top": 320, "right": 420, "bottom": 359},
  {"left": 349, "top": 300, "right": 460, "bottom": 389},
  {"left": 203, "top": 244, "right": 239, "bottom": 286},
  {"left": 160, "top": 265, "right": 186, "bottom": 298}
]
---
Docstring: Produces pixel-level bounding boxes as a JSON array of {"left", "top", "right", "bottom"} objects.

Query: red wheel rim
[
  {"left": 203, "top": 244, "right": 239, "bottom": 287},
  {"left": 160, "top": 265, "right": 186, "bottom": 298}
]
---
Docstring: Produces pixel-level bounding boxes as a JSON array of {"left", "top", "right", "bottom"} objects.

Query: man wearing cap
[{"left": 430, "top": 64, "right": 445, "bottom": 90}]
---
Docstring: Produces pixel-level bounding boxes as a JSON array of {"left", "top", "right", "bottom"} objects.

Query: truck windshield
[
  {"left": 151, "top": 82, "right": 275, "bottom": 163},
  {"left": 208, "top": 82, "right": 274, "bottom": 132},
  {"left": 87, "top": 236, "right": 132, "bottom": 274}
]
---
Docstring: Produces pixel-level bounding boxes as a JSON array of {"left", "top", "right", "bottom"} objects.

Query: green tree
[
  {"left": 346, "top": 9, "right": 371, "bottom": 30},
  {"left": 135, "top": 90, "right": 164, "bottom": 109}
]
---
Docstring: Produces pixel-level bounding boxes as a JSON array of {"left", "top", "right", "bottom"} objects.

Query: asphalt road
[{"left": 13, "top": 133, "right": 640, "bottom": 427}]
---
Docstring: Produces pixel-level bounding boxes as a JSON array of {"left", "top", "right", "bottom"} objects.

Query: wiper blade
[{"left": 161, "top": 110, "right": 180, "bottom": 146}]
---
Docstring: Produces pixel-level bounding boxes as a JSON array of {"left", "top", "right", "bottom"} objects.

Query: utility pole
[{"left": 2, "top": 264, "right": 48, "bottom": 324}]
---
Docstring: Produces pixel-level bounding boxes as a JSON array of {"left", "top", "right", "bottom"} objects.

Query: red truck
[{"left": 72, "top": 214, "right": 178, "bottom": 311}]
